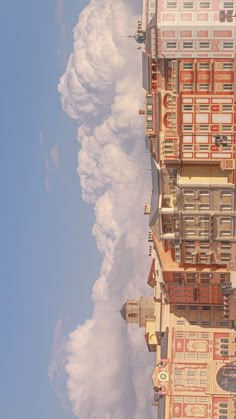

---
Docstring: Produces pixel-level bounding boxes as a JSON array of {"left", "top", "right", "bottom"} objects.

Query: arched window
[
  {"left": 221, "top": 338, "right": 229, "bottom": 344},
  {"left": 220, "top": 350, "right": 229, "bottom": 357},
  {"left": 219, "top": 409, "right": 228, "bottom": 414},
  {"left": 219, "top": 403, "right": 228, "bottom": 408},
  {"left": 216, "top": 364, "right": 236, "bottom": 393},
  {"left": 221, "top": 344, "right": 229, "bottom": 349},
  {"left": 128, "top": 312, "right": 137, "bottom": 318}
]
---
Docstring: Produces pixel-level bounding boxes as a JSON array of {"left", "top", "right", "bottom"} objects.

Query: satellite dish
[{"left": 215, "top": 135, "right": 228, "bottom": 146}]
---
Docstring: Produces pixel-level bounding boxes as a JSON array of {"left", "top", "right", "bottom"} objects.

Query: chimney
[{"left": 144, "top": 204, "right": 150, "bottom": 215}]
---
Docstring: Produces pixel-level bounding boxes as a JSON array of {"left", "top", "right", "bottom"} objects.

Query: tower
[{"left": 120, "top": 297, "right": 155, "bottom": 327}]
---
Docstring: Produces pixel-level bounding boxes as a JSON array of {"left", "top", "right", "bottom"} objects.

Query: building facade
[
  {"left": 141, "top": 0, "right": 236, "bottom": 311},
  {"left": 122, "top": 0, "right": 236, "bottom": 416}
]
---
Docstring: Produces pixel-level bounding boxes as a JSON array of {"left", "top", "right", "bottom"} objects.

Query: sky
[{"left": 0, "top": 1, "right": 157, "bottom": 418}]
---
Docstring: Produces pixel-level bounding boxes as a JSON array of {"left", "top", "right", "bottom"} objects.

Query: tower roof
[{"left": 120, "top": 303, "right": 127, "bottom": 321}]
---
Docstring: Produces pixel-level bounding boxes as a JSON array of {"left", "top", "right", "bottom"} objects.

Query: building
[
  {"left": 140, "top": 0, "right": 236, "bottom": 310},
  {"left": 120, "top": 260, "right": 236, "bottom": 418},
  {"left": 121, "top": 0, "right": 236, "bottom": 414}
]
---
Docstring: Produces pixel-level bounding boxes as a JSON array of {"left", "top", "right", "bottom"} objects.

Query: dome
[{"left": 120, "top": 303, "right": 127, "bottom": 321}]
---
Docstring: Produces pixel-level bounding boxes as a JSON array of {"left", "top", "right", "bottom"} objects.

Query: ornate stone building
[{"left": 120, "top": 297, "right": 155, "bottom": 327}]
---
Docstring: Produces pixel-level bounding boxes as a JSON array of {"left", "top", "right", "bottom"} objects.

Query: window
[
  {"left": 220, "top": 350, "right": 229, "bottom": 357},
  {"left": 202, "top": 306, "right": 210, "bottom": 310},
  {"left": 220, "top": 338, "right": 229, "bottom": 344},
  {"left": 201, "top": 320, "right": 210, "bottom": 326},
  {"left": 223, "top": 104, "right": 233, "bottom": 111},
  {"left": 221, "top": 205, "right": 231, "bottom": 211},
  {"left": 175, "top": 378, "right": 184, "bottom": 384},
  {"left": 199, "top": 190, "right": 209, "bottom": 196},
  {"left": 185, "top": 241, "right": 195, "bottom": 248},
  {"left": 176, "top": 331, "right": 184, "bottom": 337},
  {"left": 183, "top": 124, "right": 193, "bottom": 131},
  {"left": 175, "top": 370, "right": 184, "bottom": 376},
  {"left": 220, "top": 191, "right": 232, "bottom": 198},
  {"left": 199, "top": 241, "right": 209, "bottom": 247},
  {"left": 201, "top": 275, "right": 210, "bottom": 284},
  {"left": 221, "top": 253, "right": 231, "bottom": 261},
  {"left": 200, "top": 2, "right": 210, "bottom": 7},
  {"left": 176, "top": 320, "right": 185, "bottom": 326},
  {"left": 224, "top": 2, "right": 234, "bottom": 7},
  {"left": 183, "top": 144, "right": 193, "bottom": 151},
  {"left": 199, "top": 125, "right": 208, "bottom": 131},
  {"left": 186, "top": 272, "right": 197, "bottom": 280},
  {"left": 183, "top": 42, "right": 193, "bottom": 49},
  {"left": 186, "top": 230, "right": 195, "bottom": 236},
  {"left": 222, "top": 124, "right": 232, "bottom": 131},
  {"left": 190, "top": 320, "right": 197, "bottom": 325},
  {"left": 200, "top": 333, "right": 209, "bottom": 339},
  {"left": 223, "top": 84, "right": 233, "bottom": 90},
  {"left": 220, "top": 231, "right": 231, "bottom": 237},
  {"left": 184, "top": 190, "right": 194, "bottom": 197},
  {"left": 199, "top": 352, "right": 209, "bottom": 359},
  {"left": 199, "top": 62, "right": 210, "bottom": 69},
  {"left": 183, "top": 83, "right": 193, "bottom": 90},
  {"left": 199, "top": 204, "right": 210, "bottom": 210},
  {"left": 185, "top": 216, "right": 194, "bottom": 222},
  {"left": 199, "top": 42, "right": 210, "bottom": 49},
  {"left": 199, "top": 104, "right": 209, "bottom": 111},
  {"left": 221, "top": 241, "right": 231, "bottom": 247},
  {"left": 183, "top": 104, "right": 193, "bottom": 111},
  {"left": 183, "top": 2, "right": 193, "bottom": 8},
  {"left": 220, "top": 403, "right": 228, "bottom": 408},
  {"left": 187, "top": 332, "right": 197, "bottom": 338},
  {"left": 183, "top": 62, "right": 193, "bottom": 69},
  {"left": 190, "top": 306, "right": 198, "bottom": 311},
  {"left": 220, "top": 320, "right": 229, "bottom": 327},
  {"left": 184, "top": 204, "right": 195, "bottom": 210},
  {"left": 223, "top": 42, "right": 233, "bottom": 49},
  {"left": 199, "top": 83, "right": 210, "bottom": 90},
  {"left": 187, "top": 352, "right": 197, "bottom": 359},
  {"left": 187, "top": 370, "right": 196, "bottom": 377},
  {"left": 174, "top": 396, "right": 183, "bottom": 403},
  {"left": 185, "top": 397, "right": 195, "bottom": 403},
  {"left": 175, "top": 352, "right": 184, "bottom": 359},
  {"left": 166, "top": 41, "right": 177, "bottom": 49},
  {"left": 200, "top": 379, "right": 207, "bottom": 385},
  {"left": 223, "top": 62, "right": 233, "bottom": 69},
  {"left": 166, "top": 1, "right": 177, "bottom": 8}
]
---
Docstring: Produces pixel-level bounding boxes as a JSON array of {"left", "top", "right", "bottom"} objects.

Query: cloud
[
  {"left": 48, "top": 320, "right": 70, "bottom": 409},
  {"left": 49, "top": 320, "right": 66, "bottom": 382},
  {"left": 51, "top": 144, "right": 60, "bottom": 168},
  {"left": 55, "top": 0, "right": 66, "bottom": 46},
  {"left": 57, "top": 0, "right": 156, "bottom": 417},
  {"left": 44, "top": 175, "right": 50, "bottom": 193},
  {"left": 45, "top": 159, "right": 51, "bottom": 173},
  {"left": 40, "top": 130, "right": 44, "bottom": 149}
]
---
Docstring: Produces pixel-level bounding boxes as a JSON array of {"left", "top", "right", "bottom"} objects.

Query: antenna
[{"left": 120, "top": 20, "right": 146, "bottom": 44}]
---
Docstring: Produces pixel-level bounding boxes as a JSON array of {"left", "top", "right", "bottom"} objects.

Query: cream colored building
[{"left": 120, "top": 265, "right": 236, "bottom": 418}]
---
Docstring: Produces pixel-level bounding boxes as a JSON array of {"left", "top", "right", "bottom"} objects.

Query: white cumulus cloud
[{"left": 57, "top": 0, "right": 157, "bottom": 417}]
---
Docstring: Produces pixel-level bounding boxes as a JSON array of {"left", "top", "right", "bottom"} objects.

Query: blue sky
[
  {"left": 0, "top": 0, "right": 158, "bottom": 417},
  {"left": 0, "top": 1, "right": 102, "bottom": 418}
]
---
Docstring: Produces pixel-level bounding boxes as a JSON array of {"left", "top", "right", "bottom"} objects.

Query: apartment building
[{"left": 140, "top": 0, "right": 236, "bottom": 311}]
